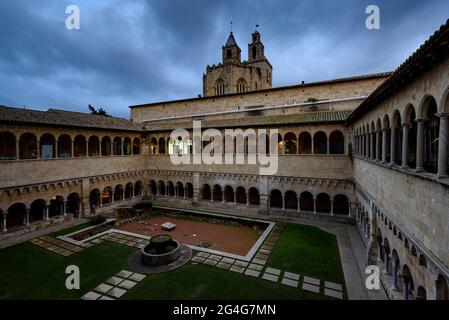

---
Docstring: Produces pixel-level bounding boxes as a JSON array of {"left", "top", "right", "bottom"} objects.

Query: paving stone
[
  {"left": 258, "top": 249, "right": 271, "bottom": 255},
  {"left": 116, "top": 270, "right": 133, "bottom": 278},
  {"left": 204, "top": 259, "right": 218, "bottom": 266},
  {"left": 234, "top": 260, "right": 249, "bottom": 267},
  {"left": 94, "top": 283, "right": 113, "bottom": 294},
  {"left": 261, "top": 245, "right": 274, "bottom": 250},
  {"left": 216, "top": 262, "right": 231, "bottom": 270},
  {"left": 265, "top": 267, "right": 281, "bottom": 276},
  {"left": 118, "top": 280, "right": 137, "bottom": 290},
  {"left": 252, "top": 258, "right": 267, "bottom": 265},
  {"left": 247, "top": 263, "right": 264, "bottom": 271},
  {"left": 105, "top": 276, "right": 124, "bottom": 286},
  {"left": 191, "top": 256, "right": 206, "bottom": 263},
  {"left": 324, "top": 288, "right": 343, "bottom": 299},
  {"left": 324, "top": 281, "right": 342, "bottom": 291},
  {"left": 244, "top": 269, "right": 261, "bottom": 278},
  {"left": 99, "top": 295, "right": 115, "bottom": 300},
  {"left": 81, "top": 291, "right": 101, "bottom": 300},
  {"left": 303, "top": 276, "right": 320, "bottom": 286},
  {"left": 91, "top": 238, "right": 103, "bottom": 244},
  {"left": 229, "top": 266, "right": 245, "bottom": 273},
  {"left": 262, "top": 273, "right": 279, "bottom": 282},
  {"left": 302, "top": 283, "right": 320, "bottom": 294},
  {"left": 208, "top": 254, "right": 222, "bottom": 261},
  {"left": 129, "top": 273, "right": 146, "bottom": 282},
  {"left": 220, "top": 257, "right": 235, "bottom": 264},
  {"left": 281, "top": 278, "right": 299, "bottom": 288},
  {"left": 106, "top": 287, "right": 127, "bottom": 299},
  {"left": 196, "top": 252, "right": 210, "bottom": 258},
  {"left": 255, "top": 253, "right": 270, "bottom": 260},
  {"left": 283, "top": 272, "right": 300, "bottom": 281},
  {"left": 82, "top": 243, "right": 94, "bottom": 248}
]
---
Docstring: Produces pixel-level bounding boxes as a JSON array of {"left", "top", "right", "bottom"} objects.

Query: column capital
[{"left": 437, "top": 112, "right": 449, "bottom": 119}]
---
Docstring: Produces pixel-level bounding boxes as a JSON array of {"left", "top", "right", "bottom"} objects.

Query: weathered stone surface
[
  {"left": 324, "top": 288, "right": 343, "bottom": 299},
  {"left": 302, "top": 283, "right": 320, "bottom": 294}
]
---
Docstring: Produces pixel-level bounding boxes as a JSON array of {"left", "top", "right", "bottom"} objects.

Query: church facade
[{"left": 1, "top": 23, "right": 449, "bottom": 300}]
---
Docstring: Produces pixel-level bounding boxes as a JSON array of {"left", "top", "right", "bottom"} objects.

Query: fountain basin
[{"left": 140, "top": 234, "right": 181, "bottom": 267}]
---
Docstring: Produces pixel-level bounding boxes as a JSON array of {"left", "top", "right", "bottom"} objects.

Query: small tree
[{"left": 88, "top": 104, "right": 109, "bottom": 116}]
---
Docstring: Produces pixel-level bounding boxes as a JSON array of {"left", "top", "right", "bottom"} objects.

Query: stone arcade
[{"left": 1, "top": 25, "right": 449, "bottom": 300}]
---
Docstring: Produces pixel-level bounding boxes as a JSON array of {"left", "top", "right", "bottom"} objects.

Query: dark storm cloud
[{"left": 0, "top": 0, "right": 448, "bottom": 118}]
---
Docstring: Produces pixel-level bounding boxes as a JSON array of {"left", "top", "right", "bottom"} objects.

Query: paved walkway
[{"left": 0, "top": 218, "right": 87, "bottom": 249}]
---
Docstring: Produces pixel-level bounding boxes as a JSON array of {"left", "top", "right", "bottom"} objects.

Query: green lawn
[
  {"left": 0, "top": 222, "right": 346, "bottom": 300},
  {"left": 267, "top": 223, "right": 347, "bottom": 297}
]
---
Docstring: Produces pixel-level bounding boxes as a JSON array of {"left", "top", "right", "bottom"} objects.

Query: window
[{"left": 215, "top": 79, "right": 224, "bottom": 96}]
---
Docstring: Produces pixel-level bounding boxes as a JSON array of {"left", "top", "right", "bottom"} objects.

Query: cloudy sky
[{"left": 0, "top": 0, "right": 448, "bottom": 118}]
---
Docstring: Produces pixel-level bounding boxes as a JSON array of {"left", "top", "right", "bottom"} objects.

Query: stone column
[
  {"left": 25, "top": 208, "right": 30, "bottom": 226},
  {"left": 222, "top": 190, "right": 225, "bottom": 203},
  {"left": 234, "top": 192, "right": 237, "bottom": 204},
  {"left": 313, "top": 198, "right": 317, "bottom": 214},
  {"left": 376, "top": 131, "right": 380, "bottom": 161},
  {"left": 211, "top": 190, "right": 214, "bottom": 202},
  {"left": 370, "top": 133, "right": 374, "bottom": 159},
  {"left": 175, "top": 186, "right": 178, "bottom": 198},
  {"left": 382, "top": 129, "right": 387, "bottom": 162},
  {"left": 184, "top": 186, "right": 187, "bottom": 200},
  {"left": 281, "top": 196, "right": 285, "bottom": 211},
  {"left": 2, "top": 214, "right": 7, "bottom": 232},
  {"left": 297, "top": 197, "right": 300, "bottom": 213},
  {"left": 330, "top": 201, "right": 334, "bottom": 216},
  {"left": 437, "top": 113, "right": 449, "bottom": 178},
  {"left": 383, "top": 253, "right": 389, "bottom": 274},
  {"left": 16, "top": 139, "right": 20, "bottom": 159},
  {"left": 63, "top": 200, "right": 67, "bottom": 216},
  {"left": 45, "top": 205, "right": 49, "bottom": 220},
  {"left": 403, "top": 279, "right": 409, "bottom": 300},
  {"left": 192, "top": 173, "right": 200, "bottom": 205},
  {"left": 55, "top": 141, "right": 58, "bottom": 158},
  {"left": 99, "top": 195, "right": 103, "bottom": 207},
  {"left": 402, "top": 124, "right": 409, "bottom": 168},
  {"left": 390, "top": 125, "right": 396, "bottom": 164},
  {"left": 71, "top": 140, "right": 74, "bottom": 158},
  {"left": 122, "top": 190, "right": 125, "bottom": 200},
  {"left": 391, "top": 262, "right": 399, "bottom": 291},
  {"left": 246, "top": 192, "right": 250, "bottom": 206},
  {"left": 367, "top": 133, "right": 371, "bottom": 158},
  {"left": 36, "top": 140, "right": 40, "bottom": 159},
  {"left": 111, "top": 192, "right": 115, "bottom": 204},
  {"left": 327, "top": 138, "right": 330, "bottom": 155},
  {"left": 416, "top": 120, "right": 425, "bottom": 172},
  {"left": 86, "top": 140, "right": 89, "bottom": 157}
]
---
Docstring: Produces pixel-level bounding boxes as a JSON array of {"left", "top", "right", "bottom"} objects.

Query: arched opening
[
  {"left": 148, "top": 181, "right": 156, "bottom": 195},
  {"left": 422, "top": 96, "right": 439, "bottom": 174},
  {"left": 436, "top": 275, "right": 449, "bottom": 300},
  {"left": 202, "top": 184, "right": 211, "bottom": 200},
  {"left": 270, "top": 189, "right": 282, "bottom": 208},
  {"left": 298, "top": 132, "right": 312, "bottom": 154},
  {"left": 123, "top": 137, "right": 132, "bottom": 155},
  {"left": 236, "top": 186, "right": 246, "bottom": 204},
  {"left": 101, "top": 136, "right": 112, "bottom": 156},
  {"left": 371, "top": 123, "right": 376, "bottom": 159},
  {"left": 277, "top": 134, "right": 283, "bottom": 154},
  {"left": 186, "top": 183, "right": 193, "bottom": 199},
  {"left": 58, "top": 134, "right": 72, "bottom": 158},
  {"left": 167, "top": 181, "right": 175, "bottom": 197},
  {"left": 125, "top": 183, "right": 133, "bottom": 199},
  {"left": 67, "top": 193, "right": 81, "bottom": 217},
  {"left": 49, "top": 195, "right": 64, "bottom": 217},
  {"left": 39, "top": 134, "right": 56, "bottom": 159},
  {"left": 416, "top": 286, "right": 427, "bottom": 300},
  {"left": 74, "top": 135, "right": 86, "bottom": 157},
  {"left": 176, "top": 182, "right": 184, "bottom": 198},
  {"left": 236, "top": 78, "right": 247, "bottom": 93},
  {"left": 88, "top": 136, "right": 100, "bottom": 157},
  {"left": 313, "top": 131, "right": 327, "bottom": 154},
  {"left": 115, "top": 185, "right": 124, "bottom": 201},
  {"left": 333, "top": 194, "right": 349, "bottom": 215},
  {"left": 133, "top": 138, "right": 141, "bottom": 154},
  {"left": 101, "top": 187, "right": 112, "bottom": 205},
  {"left": 384, "top": 115, "right": 391, "bottom": 162},
  {"left": 19, "top": 133, "right": 38, "bottom": 159},
  {"left": 213, "top": 185, "right": 222, "bottom": 202},
  {"left": 90, "top": 189, "right": 101, "bottom": 208},
  {"left": 329, "top": 131, "right": 345, "bottom": 154},
  {"left": 405, "top": 105, "right": 417, "bottom": 168},
  {"left": 113, "top": 137, "right": 122, "bottom": 155},
  {"left": 30, "top": 199, "right": 46, "bottom": 222},
  {"left": 0, "top": 132, "right": 16, "bottom": 160},
  {"left": 225, "top": 186, "right": 234, "bottom": 202},
  {"left": 158, "top": 138, "right": 166, "bottom": 154},
  {"left": 158, "top": 181, "right": 166, "bottom": 196},
  {"left": 300, "top": 191, "right": 314, "bottom": 212},
  {"left": 419, "top": 254, "right": 427, "bottom": 268},
  {"left": 284, "top": 132, "right": 297, "bottom": 154},
  {"left": 401, "top": 265, "right": 415, "bottom": 300},
  {"left": 284, "top": 190, "right": 297, "bottom": 210},
  {"left": 316, "top": 193, "right": 331, "bottom": 213},
  {"left": 134, "top": 181, "right": 142, "bottom": 196},
  {"left": 215, "top": 78, "right": 225, "bottom": 96},
  {"left": 376, "top": 119, "right": 382, "bottom": 160},
  {"left": 392, "top": 111, "right": 403, "bottom": 165},
  {"left": 249, "top": 187, "right": 260, "bottom": 205},
  {"left": 7, "top": 203, "right": 26, "bottom": 229},
  {"left": 150, "top": 138, "right": 158, "bottom": 154}
]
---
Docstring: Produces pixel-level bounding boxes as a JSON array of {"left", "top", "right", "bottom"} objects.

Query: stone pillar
[
  {"left": 391, "top": 262, "right": 399, "bottom": 291},
  {"left": 234, "top": 192, "right": 237, "bottom": 204},
  {"left": 36, "top": 140, "right": 40, "bottom": 159},
  {"left": 382, "top": 129, "right": 387, "bottom": 162},
  {"left": 246, "top": 192, "right": 249, "bottom": 206},
  {"left": 403, "top": 280, "right": 409, "bottom": 300},
  {"left": 192, "top": 173, "right": 200, "bottom": 205},
  {"left": 45, "top": 205, "right": 49, "bottom": 220},
  {"left": 16, "top": 139, "right": 20, "bottom": 159},
  {"left": 184, "top": 186, "right": 187, "bottom": 200},
  {"left": 402, "top": 124, "right": 409, "bottom": 168},
  {"left": 111, "top": 192, "right": 115, "bottom": 204},
  {"left": 416, "top": 120, "right": 425, "bottom": 172},
  {"left": 175, "top": 186, "right": 178, "bottom": 198},
  {"left": 2, "top": 214, "right": 7, "bottom": 232},
  {"left": 281, "top": 196, "right": 285, "bottom": 211},
  {"left": 327, "top": 139, "right": 330, "bottom": 155},
  {"left": 390, "top": 125, "right": 396, "bottom": 165},
  {"left": 122, "top": 190, "right": 125, "bottom": 200},
  {"left": 313, "top": 198, "right": 317, "bottom": 214},
  {"left": 63, "top": 200, "right": 67, "bottom": 216},
  {"left": 99, "top": 196, "right": 103, "bottom": 207},
  {"left": 71, "top": 140, "right": 74, "bottom": 158},
  {"left": 55, "top": 141, "right": 58, "bottom": 158},
  {"left": 375, "top": 131, "right": 380, "bottom": 161},
  {"left": 25, "top": 208, "right": 30, "bottom": 226},
  {"left": 297, "top": 197, "right": 300, "bottom": 213},
  {"left": 383, "top": 253, "right": 389, "bottom": 274},
  {"left": 111, "top": 140, "right": 114, "bottom": 156},
  {"left": 330, "top": 201, "right": 334, "bottom": 216},
  {"left": 437, "top": 113, "right": 449, "bottom": 178},
  {"left": 86, "top": 140, "right": 89, "bottom": 157},
  {"left": 259, "top": 177, "right": 269, "bottom": 215},
  {"left": 222, "top": 190, "right": 225, "bottom": 203},
  {"left": 370, "top": 133, "right": 374, "bottom": 159},
  {"left": 367, "top": 133, "right": 371, "bottom": 158},
  {"left": 211, "top": 190, "right": 214, "bottom": 202}
]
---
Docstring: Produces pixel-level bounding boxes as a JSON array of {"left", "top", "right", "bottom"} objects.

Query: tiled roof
[
  {"left": 145, "top": 110, "right": 352, "bottom": 131},
  {"left": 0, "top": 105, "right": 143, "bottom": 131},
  {"left": 347, "top": 18, "right": 449, "bottom": 124}
]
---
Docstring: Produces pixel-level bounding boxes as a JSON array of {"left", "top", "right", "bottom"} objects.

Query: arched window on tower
[
  {"left": 215, "top": 79, "right": 225, "bottom": 96},
  {"left": 236, "top": 78, "right": 247, "bottom": 93}
]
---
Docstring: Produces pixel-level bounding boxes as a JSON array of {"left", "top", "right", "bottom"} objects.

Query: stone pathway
[
  {"left": 81, "top": 269, "right": 146, "bottom": 300},
  {"left": 100, "top": 232, "right": 149, "bottom": 249},
  {"left": 191, "top": 222, "right": 344, "bottom": 299},
  {"left": 29, "top": 235, "right": 83, "bottom": 256}
]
